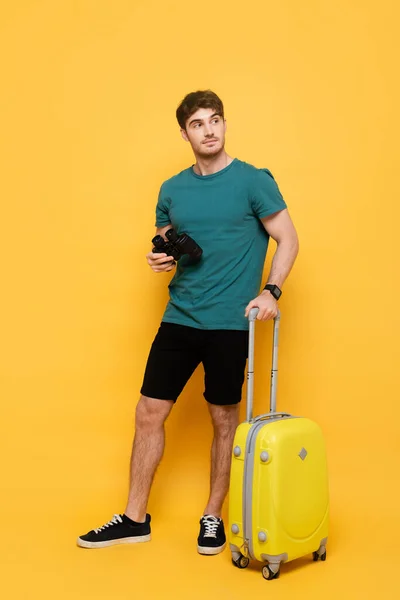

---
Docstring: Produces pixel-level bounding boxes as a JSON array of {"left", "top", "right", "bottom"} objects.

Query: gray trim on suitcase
[
  {"left": 243, "top": 417, "right": 294, "bottom": 559},
  {"left": 243, "top": 421, "right": 264, "bottom": 558},
  {"left": 261, "top": 553, "right": 289, "bottom": 570}
]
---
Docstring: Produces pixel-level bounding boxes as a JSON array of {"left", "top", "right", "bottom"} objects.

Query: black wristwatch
[{"left": 263, "top": 284, "right": 282, "bottom": 300}]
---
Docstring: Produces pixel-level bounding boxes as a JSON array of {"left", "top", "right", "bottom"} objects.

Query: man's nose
[{"left": 204, "top": 123, "right": 213, "bottom": 137}]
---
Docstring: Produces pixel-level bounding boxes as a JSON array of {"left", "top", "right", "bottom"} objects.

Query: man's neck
[{"left": 192, "top": 152, "right": 234, "bottom": 176}]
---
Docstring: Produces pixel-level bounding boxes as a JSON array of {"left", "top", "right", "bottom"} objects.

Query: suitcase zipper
[{"left": 242, "top": 421, "right": 265, "bottom": 559}]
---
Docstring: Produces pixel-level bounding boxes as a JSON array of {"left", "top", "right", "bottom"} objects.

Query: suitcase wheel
[
  {"left": 232, "top": 554, "right": 250, "bottom": 569},
  {"left": 262, "top": 565, "right": 280, "bottom": 580},
  {"left": 313, "top": 550, "right": 327, "bottom": 562}
]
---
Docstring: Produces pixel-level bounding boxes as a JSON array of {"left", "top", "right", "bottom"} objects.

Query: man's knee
[
  {"left": 135, "top": 395, "right": 174, "bottom": 430},
  {"left": 208, "top": 403, "right": 239, "bottom": 436}
]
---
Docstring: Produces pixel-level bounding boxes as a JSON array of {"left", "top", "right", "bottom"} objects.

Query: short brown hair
[{"left": 176, "top": 90, "right": 224, "bottom": 130}]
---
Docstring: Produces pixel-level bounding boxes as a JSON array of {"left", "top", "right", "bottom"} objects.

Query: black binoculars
[{"left": 152, "top": 228, "right": 203, "bottom": 262}]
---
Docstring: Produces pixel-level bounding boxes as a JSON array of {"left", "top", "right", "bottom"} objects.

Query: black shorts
[{"left": 140, "top": 322, "right": 249, "bottom": 406}]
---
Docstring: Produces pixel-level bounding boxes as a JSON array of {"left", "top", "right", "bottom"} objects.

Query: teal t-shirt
[{"left": 155, "top": 158, "right": 287, "bottom": 330}]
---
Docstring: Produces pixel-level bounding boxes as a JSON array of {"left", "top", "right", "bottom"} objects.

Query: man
[{"left": 77, "top": 90, "right": 299, "bottom": 554}]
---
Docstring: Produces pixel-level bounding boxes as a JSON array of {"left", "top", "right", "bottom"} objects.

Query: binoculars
[{"left": 152, "top": 228, "right": 203, "bottom": 262}]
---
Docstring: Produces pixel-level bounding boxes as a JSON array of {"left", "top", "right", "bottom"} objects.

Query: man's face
[{"left": 181, "top": 108, "right": 226, "bottom": 158}]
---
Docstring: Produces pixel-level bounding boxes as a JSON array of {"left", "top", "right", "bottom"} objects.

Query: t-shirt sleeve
[
  {"left": 250, "top": 168, "right": 287, "bottom": 219},
  {"left": 155, "top": 183, "right": 171, "bottom": 227}
]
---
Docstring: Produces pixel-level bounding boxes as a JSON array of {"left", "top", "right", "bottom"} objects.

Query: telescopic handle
[{"left": 246, "top": 308, "right": 281, "bottom": 422}]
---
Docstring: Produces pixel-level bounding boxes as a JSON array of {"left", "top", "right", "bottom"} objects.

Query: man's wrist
[{"left": 263, "top": 283, "right": 282, "bottom": 300}]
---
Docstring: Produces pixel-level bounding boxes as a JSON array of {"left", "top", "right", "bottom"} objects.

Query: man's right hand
[{"left": 146, "top": 251, "right": 176, "bottom": 273}]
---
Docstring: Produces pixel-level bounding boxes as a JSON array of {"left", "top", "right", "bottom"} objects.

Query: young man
[{"left": 77, "top": 90, "right": 299, "bottom": 554}]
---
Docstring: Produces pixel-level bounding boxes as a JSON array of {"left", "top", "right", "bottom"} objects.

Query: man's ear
[{"left": 180, "top": 128, "right": 189, "bottom": 142}]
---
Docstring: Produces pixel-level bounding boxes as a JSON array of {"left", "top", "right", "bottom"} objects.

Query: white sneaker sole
[
  {"left": 77, "top": 534, "right": 151, "bottom": 549},
  {"left": 197, "top": 542, "right": 226, "bottom": 555}
]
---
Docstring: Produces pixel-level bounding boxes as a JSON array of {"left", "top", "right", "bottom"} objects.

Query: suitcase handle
[
  {"left": 252, "top": 413, "right": 291, "bottom": 423},
  {"left": 246, "top": 307, "right": 281, "bottom": 422}
]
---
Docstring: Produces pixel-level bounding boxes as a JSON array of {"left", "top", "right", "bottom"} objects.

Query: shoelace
[
  {"left": 202, "top": 515, "right": 220, "bottom": 538},
  {"left": 94, "top": 514, "right": 123, "bottom": 534}
]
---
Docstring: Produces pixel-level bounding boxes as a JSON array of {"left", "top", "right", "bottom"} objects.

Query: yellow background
[{"left": 1, "top": 1, "right": 399, "bottom": 598}]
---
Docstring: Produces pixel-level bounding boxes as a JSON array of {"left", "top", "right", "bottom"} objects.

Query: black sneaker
[
  {"left": 77, "top": 513, "right": 151, "bottom": 548},
  {"left": 197, "top": 515, "right": 226, "bottom": 555}
]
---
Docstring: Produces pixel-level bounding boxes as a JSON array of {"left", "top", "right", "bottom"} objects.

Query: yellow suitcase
[{"left": 228, "top": 309, "right": 329, "bottom": 580}]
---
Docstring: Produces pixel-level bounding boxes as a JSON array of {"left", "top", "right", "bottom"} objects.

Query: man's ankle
[
  {"left": 203, "top": 509, "right": 222, "bottom": 518},
  {"left": 124, "top": 509, "right": 146, "bottom": 523}
]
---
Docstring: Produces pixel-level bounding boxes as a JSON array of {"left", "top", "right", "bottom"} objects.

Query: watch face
[{"left": 267, "top": 285, "right": 281, "bottom": 299}]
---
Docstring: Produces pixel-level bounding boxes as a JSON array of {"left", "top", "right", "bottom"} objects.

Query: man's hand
[
  {"left": 146, "top": 251, "right": 176, "bottom": 273},
  {"left": 244, "top": 290, "right": 278, "bottom": 321}
]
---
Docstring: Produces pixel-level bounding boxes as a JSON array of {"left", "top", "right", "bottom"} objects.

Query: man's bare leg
[
  {"left": 124, "top": 395, "right": 174, "bottom": 522},
  {"left": 77, "top": 395, "right": 173, "bottom": 548},
  {"left": 197, "top": 403, "right": 239, "bottom": 555},
  {"left": 203, "top": 403, "right": 239, "bottom": 517}
]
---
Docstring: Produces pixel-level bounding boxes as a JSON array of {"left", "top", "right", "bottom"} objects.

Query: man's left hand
[{"left": 244, "top": 290, "right": 278, "bottom": 321}]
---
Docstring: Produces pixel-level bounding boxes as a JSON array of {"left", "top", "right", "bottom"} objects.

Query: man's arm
[
  {"left": 244, "top": 208, "right": 299, "bottom": 320},
  {"left": 261, "top": 208, "right": 299, "bottom": 288}
]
